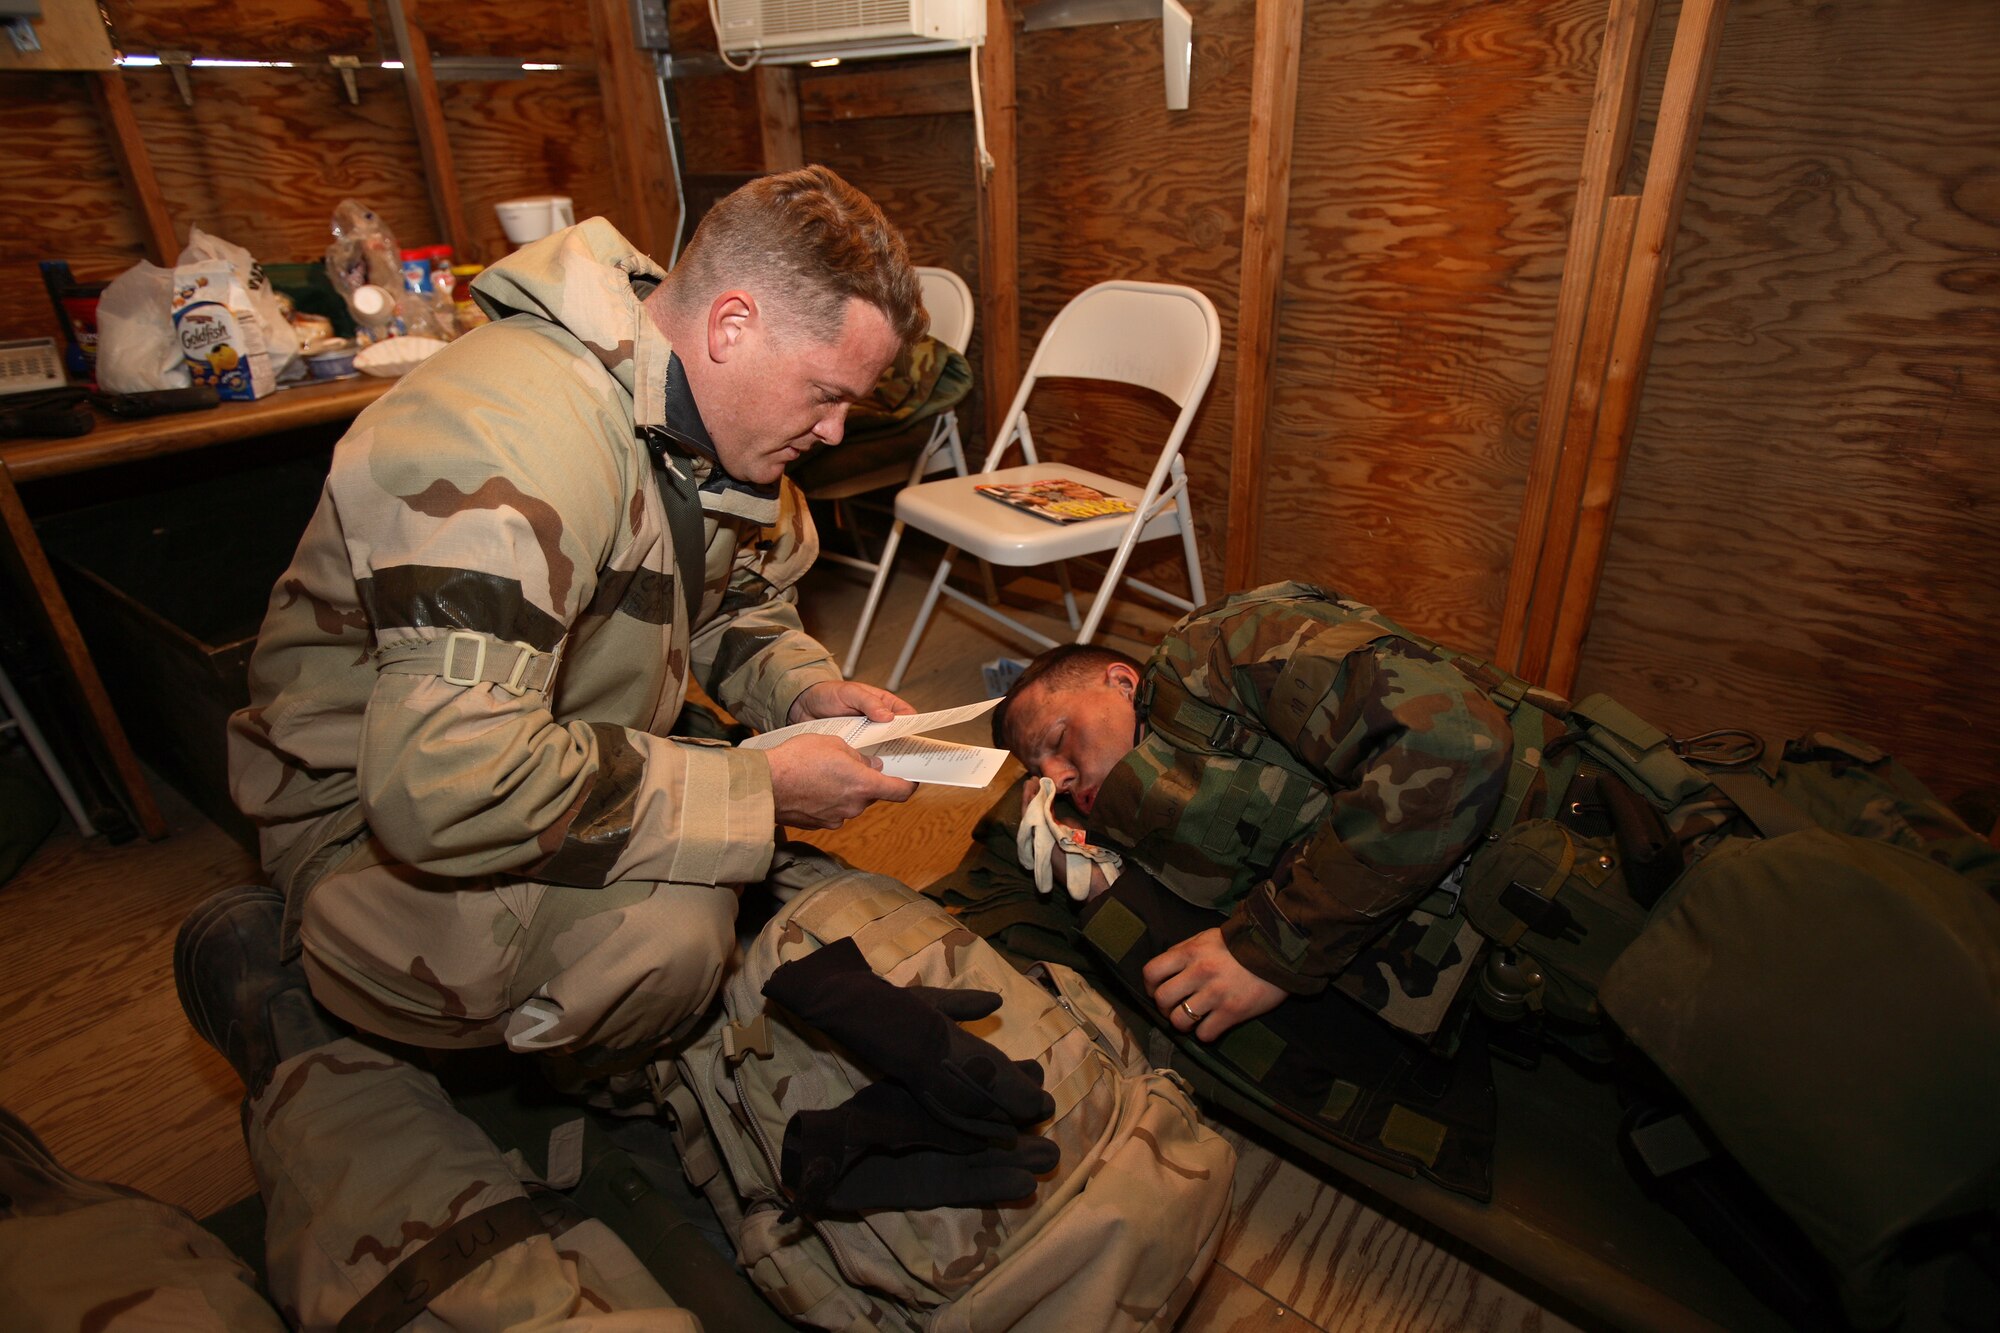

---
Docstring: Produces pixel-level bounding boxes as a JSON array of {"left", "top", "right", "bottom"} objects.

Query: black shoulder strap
[
  {"left": 652, "top": 452, "right": 707, "bottom": 629},
  {"left": 1142, "top": 672, "right": 1321, "bottom": 786}
]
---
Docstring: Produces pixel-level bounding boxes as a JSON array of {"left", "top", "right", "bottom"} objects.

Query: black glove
[
  {"left": 763, "top": 937, "right": 1055, "bottom": 1136},
  {"left": 781, "top": 1080, "right": 1060, "bottom": 1215}
]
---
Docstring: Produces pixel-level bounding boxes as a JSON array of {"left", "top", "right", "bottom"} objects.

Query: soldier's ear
[
  {"left": 1107, "top": 662, "right": 1139, "bottom": 697},
  {"left": 707, "top": 290, "right": 757, "bottom": 361}
]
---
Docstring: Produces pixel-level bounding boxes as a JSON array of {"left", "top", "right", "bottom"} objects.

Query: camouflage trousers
[
  {"left": 296, "top": 844, "right": 739, "bottom": 1066},
  {"left": 0, "top": 1174, "right": 286, "bottom": 1331},
  {"left": 3, "top": 1044, "right": 696, "bottom": 1331}
]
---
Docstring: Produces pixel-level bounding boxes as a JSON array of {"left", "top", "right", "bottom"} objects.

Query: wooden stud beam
[
  {"left": 1518, "top": 191, "right": 1641, "bottom": 679},
  {"left": 1497, "top": 0, "right": 1727, "bottom": 694},
  {"left": 976, "top": 1, "right": 1020, "bottom": 455},
  {"left": 756, "top": 67, "right": 804, "bottom": 172},
  {"left": 1497, "top": 0, "right": 1657, "bottom": 671},
  {"left": 90, "top": 70, "right": 177, "bottom": 267},
  {"left": 756, "top": 66, "right": 806, "bottom": 172},
  {"left": 1543, "top": 0, "right": 1732, "bottom": 693},
  {"left": 1224, "top": 0, "right": 1306, "bottom": 591},
  {"left": 588, "top": 0, "right": 679, "bottom": 260},
  {"left": 386, "top": 0, "right": 472, "bottom": 261}
]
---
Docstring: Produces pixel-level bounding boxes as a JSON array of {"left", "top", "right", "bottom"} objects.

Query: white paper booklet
[{"left": 740, "top": 698, "right": 1009, "bottom": 787}]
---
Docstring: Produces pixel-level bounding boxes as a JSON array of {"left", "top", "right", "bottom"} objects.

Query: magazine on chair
[{"left": 973, "top": 478, "right": 1137, "bottom": 524}]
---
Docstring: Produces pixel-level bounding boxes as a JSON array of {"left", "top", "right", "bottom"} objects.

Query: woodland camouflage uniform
[
  {"left": 1070, "top": 582, "right": 2000, "bottom": 1324},
  {"left": 1093, "top": 581, "right": 1999, "bottom": 1014},
  {"left": 227, "top": 219, "right": 846, "bottom": 1063}
]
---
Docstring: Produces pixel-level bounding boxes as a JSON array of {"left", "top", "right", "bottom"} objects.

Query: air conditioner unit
[{"left": 713, "top": 0, "right": 986, "bottom": 63}]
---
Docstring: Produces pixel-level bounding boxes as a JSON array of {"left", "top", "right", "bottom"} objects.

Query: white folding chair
[
  {"left": 811, "top": 267, "right": 978, "bottom": 673},
  {"left": 860, "top": 280, "right": 1221, "bottom": 691}
]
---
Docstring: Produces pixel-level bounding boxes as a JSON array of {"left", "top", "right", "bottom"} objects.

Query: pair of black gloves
[{"left": 762, "top": 938, "right": 1060, "bottom": 1217}]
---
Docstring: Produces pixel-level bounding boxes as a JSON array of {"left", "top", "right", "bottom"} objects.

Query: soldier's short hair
[
  {"left": 992, "top": 643, "right": 1144, "bottom": 750},
  {"left": 671, "top": 165, "right": 927, "bottom": 348}
]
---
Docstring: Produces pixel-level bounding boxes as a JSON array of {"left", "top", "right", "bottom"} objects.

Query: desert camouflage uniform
[
  {"left": 1090, "top": 582, "right": 1998, "bottom": 1007},
  {"left": 2, "top": 1047, "right": 697, "bottom": 1330},
  {"left": 247, "top": 1041, "right": 696, "bottom": 1330},
  {"left": 227, "top": 219, "right": 845, "bottom": 1065}
]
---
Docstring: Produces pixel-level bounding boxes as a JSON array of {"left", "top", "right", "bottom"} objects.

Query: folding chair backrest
[
  {"left": 984, "top": 280, "right": 1221, "bottom": 474},
  {"left": 915, "top": 266, "right": 975, "bottom": 354},
  {"left": 1024, "top": 281, "right": 1220, "bottom": 406}
]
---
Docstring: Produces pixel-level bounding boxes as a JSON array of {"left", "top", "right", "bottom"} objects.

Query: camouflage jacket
[
  {"left": 227, "top": 219, "right": 842, "bottom": 894},
  {"left": 1088, "top": 583, "right": 1542, "bottom": 996}
]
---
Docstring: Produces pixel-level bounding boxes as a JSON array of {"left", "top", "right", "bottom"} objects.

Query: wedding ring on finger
[{"left": 1180, "top": 999, "right": 1204, "bottom": 1023}]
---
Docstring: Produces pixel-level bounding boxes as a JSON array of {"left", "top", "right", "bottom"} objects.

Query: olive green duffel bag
[{"left": 1600, "top": 827, "right": 2000, "bottom": 1328}]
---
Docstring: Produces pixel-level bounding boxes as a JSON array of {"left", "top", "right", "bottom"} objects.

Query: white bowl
[{"left": 354, "top": 336, "right": 449, "bottom": 378}]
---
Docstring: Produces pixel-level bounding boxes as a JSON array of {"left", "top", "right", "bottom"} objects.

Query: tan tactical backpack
[{"left": 661, "top": 865, "right": 1236, "bottom": 1332}]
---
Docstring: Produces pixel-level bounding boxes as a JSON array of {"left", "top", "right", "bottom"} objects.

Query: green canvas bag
[
  {"left": 662, "top": 864, "right": 1236, "bottom": 1332},
  {"left": 1600, "top": 827, "right": 2000, "bottom": 1327}
]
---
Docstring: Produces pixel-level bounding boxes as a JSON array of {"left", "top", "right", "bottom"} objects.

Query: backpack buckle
[
  {"left": 1210, "top": 713, "right": 1251, "bottom": 755},
  {"left": 723, "top": 1015, "right": 772, "bottom": 1064}
]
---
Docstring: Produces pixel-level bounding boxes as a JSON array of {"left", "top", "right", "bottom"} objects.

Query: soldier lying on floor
[{"left": 962, "top": 580, "right": 1999, "bottom": 1329}]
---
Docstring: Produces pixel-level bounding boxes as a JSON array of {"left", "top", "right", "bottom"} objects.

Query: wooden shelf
[
  {"left": 2, "top": 377, "right": 393, "bottom": 485},
  {"left": 0, "top": 372, "right": 392, "bottom": 839}
]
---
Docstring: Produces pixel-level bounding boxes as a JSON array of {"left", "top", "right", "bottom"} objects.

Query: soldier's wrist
[{"left": 1220, "top": 907, "right": 1325, "bottom": 996}]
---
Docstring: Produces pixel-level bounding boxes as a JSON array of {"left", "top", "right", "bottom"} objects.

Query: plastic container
[
  {"left": 305, "top": 339, "right": 358, "bottom": 379},
  {"left": 450, "top": 263, "right": 489, "bottom": 332},
  {"left": 399, "top": 249, "right": 436, "bottom": 294},
  {"left": 41, "top": 261, "right": 106, "bottom": 382}
]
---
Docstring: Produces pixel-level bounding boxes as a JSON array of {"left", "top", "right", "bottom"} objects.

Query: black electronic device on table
[{"left": 91, "top": 385, "right": 223, "bottom": 418}]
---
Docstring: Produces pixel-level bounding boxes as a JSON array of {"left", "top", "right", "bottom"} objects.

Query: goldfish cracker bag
[{"left": 172, "top": 261, "right": 275, "bottom": 400}]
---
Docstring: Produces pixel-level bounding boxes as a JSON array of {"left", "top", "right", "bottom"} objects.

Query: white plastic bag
[
  {"left": 94, "top": 260, "right": 190, "bottom": 394},
  {"left": 178, "top": 227, "right": 305, "bottom": 382},
  {"left": 325, "top": 199, "right": 450, "bottom": 342}
]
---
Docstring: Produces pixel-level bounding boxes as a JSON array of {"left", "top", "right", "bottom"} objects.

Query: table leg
[{"left": 0, "top": 461, "right": 169, "bottom": 840}]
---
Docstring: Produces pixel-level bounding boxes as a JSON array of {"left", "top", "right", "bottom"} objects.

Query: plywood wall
[
  {"left": 1257, "top": 0, "right": 1600, "bottom": 652},
  {"left": 0, "top": 73, "right": 148, "bottom": 352},
  {"left": 1012, "top": 7, "right": 1257, "bottom": 593},
  {"left": 0, "top": 0, "right": 678, "bottom": 345},
  {"left": 4, "top": 0, "right": 1993, "bottom": 797},
  {"left": 1578, "top": 0, "right": 2000, "bottom": 797},
  {"left": 965, "top": 0, "right": 1992, "bottom": 798}
]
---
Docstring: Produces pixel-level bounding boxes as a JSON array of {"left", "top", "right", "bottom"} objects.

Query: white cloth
[{"left": 1015, "top": 777, "right": 1123, "bottom": 902}]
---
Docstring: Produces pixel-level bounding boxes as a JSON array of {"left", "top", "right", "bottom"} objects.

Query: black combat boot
[{"left": 174, "top": 885, "right": 346, "bottom": 1099}]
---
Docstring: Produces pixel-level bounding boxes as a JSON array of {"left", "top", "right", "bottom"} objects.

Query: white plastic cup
[
  {"left": 495, "top": 196, "right": 576, "bottom": 246},
  {"left": 347, "top": 283, "right": 406, "bottom": 346}
]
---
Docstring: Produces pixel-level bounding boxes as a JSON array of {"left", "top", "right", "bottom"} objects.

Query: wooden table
[{"left": 0, "top": 377, "right": 393, "bottom": 838}]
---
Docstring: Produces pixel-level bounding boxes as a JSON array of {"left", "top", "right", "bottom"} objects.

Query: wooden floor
[{"left": 0, "top": 550, "right": 1574, "bottom": 1333}]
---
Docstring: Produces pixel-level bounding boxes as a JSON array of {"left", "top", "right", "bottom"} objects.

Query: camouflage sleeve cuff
[
  {"left": 1220, "top": 888, "right": 1329, "bottom": 996},
  {"left": 663, "top": 740, "right": 777, "bottom": 887},
  {"left": 770, "top": 658, "right": 847, "bottom": 729}
]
